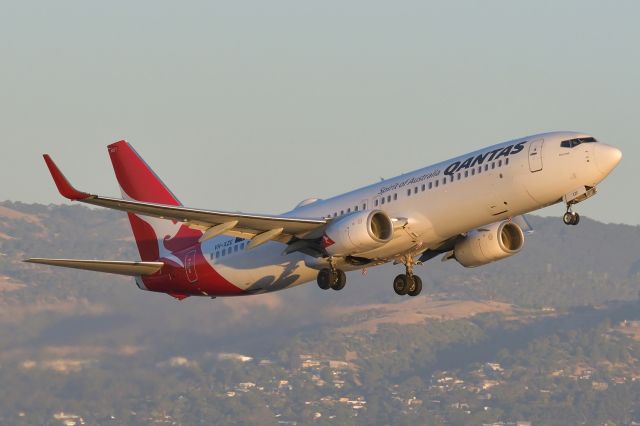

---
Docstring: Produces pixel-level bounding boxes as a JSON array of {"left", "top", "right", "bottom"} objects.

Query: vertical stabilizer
[{"left": 107, "top": 141, "right": 202, "bottom": 261}]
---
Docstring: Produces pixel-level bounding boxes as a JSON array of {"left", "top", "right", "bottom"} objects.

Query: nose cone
[{"left": 595, "top": 143, "right": 622, "bottom": 175}]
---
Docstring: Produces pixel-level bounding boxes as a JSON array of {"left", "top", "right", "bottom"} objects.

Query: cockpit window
[{"left": 560, "top": 137, "right": 597, "bottom": 148}]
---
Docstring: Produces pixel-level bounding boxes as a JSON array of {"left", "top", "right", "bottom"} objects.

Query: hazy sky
[{"left": 1, "top": 1, "right": 638, "bottom": 224}]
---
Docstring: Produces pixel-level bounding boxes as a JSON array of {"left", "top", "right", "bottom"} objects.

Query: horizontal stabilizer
[{"left": 24, "top": 258, "right": 164, "bottom": 276}]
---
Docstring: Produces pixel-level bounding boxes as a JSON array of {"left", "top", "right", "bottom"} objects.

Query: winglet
[{"left": 42, "top": 154, "right": 90, "bottom": 200}]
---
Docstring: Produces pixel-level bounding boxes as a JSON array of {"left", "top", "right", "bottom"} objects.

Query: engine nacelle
[
  {"left": 453, "top": 221, "right": 525, "bottom": 268},
  {"left": 323, "top": 210, "right": 393, "bottom": 256}
]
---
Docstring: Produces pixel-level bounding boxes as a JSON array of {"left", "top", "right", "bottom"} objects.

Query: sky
[{"left": 1, "top": 1, "right": 638, "bottom": 225}]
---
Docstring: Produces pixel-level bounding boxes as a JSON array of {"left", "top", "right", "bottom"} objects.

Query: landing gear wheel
[
  {"left": 563, "top": 211, "right": 580, "bottom": 226},
  {"left": 571, "top": 212, "right": 580, "bottom": 225},
  {"left": 331, "top": 270, "right": 347, "bottom": 291},
  {"left": 393, "top": 274, "right": 410, "bottom": 295},
  {"left": 408, "top": 275, "right": 422, "bottom": 297},
  {"left": 317, "top": 268, "right": 331, "bottom": 290}
]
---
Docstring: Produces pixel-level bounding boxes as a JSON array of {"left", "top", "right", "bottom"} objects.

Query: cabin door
[{"left": 528, "top": 139, "right": 544, "bottom": 172}]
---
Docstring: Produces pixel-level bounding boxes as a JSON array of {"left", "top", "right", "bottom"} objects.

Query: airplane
[{"left": 26, "top": 132, "right": 622, "bottom": 299}]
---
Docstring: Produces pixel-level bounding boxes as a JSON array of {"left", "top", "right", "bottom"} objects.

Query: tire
[
  {"left": 572, "top": 212, "right": 580, "bottom": 226},
  {"left": 317, "top": 268, "right": 331, "bottom": 290},
  {"left": 563, "top": 212, "right": 574, "bottom": 225},
  {"left": 331, "top": 270, "right": 346, "bottom": 291},
  {"left": 393, "top": 274, "right": 409, "bottom": 295},
  {"left": 408, "top": 275, "right": 422, "bottom": 297}
]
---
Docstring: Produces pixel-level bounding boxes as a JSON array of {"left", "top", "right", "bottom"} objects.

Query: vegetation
[{"left": 2, "top": 201, "right": 640, "bottom": 424}]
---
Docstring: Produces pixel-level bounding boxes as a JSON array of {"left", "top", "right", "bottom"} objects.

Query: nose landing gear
[
  {"left": 563, "top": 207, "right": 580, "bottom": 226},
  {"left": 392, "top": 255, "right": 423, "bottom": 296}
]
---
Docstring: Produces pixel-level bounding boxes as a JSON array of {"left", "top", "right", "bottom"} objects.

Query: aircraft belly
[
  {"left": 356, "top": 231, "right": 417, "bottom": 259},
  {"left": 208, "top": 242, "right": 317, "bottom": 293}
]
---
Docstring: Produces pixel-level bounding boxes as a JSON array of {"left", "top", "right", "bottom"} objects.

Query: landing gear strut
[
  {"left": 317, "top": 258, "right": 346, "bottom": 291},
  {"left": 393, "top": 255, "right": 423, "bottom": 297},
  {"left": 563, "top": 206, "right": 580, "bottom": 226}
]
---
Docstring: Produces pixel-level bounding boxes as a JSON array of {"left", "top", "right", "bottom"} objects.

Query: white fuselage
[{"left": 200, "top": 131, "right": 619, "bottom": 294}]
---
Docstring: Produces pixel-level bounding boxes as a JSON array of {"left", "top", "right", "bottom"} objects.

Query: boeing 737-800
[{"left": 27, "top": 132, "right": 621, "bottom": 299}]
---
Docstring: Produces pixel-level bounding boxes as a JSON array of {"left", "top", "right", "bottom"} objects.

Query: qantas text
[{"left": 443, "top": 142, "right": 526, "bottom": 177}]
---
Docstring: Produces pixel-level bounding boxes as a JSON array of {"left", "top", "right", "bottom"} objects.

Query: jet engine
[
  {"left": 453, "top": 221, "right": 525, "bottom": 268},
  {"left": 323, "top": 210, "right": 393, "bottom": 256}
]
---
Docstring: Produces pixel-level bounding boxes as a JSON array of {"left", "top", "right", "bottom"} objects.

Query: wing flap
[{"left": 24, "top": 258, "right": 164, "bottom": 276}]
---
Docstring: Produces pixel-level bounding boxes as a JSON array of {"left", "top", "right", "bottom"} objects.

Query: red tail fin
[
  {"left": 108, "top": 141, "right": 202, "bottom": 261},
  {"left": 108, "top": 141, "right": 181, "bottom": 205}
]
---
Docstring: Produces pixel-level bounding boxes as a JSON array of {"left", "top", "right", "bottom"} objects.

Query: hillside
[{"left": 1, "top": 201, "right": 640, "bottom": 425}]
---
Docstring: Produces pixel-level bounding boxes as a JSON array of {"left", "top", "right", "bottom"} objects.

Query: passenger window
[
  {"left": 362, "top": 203, "right": 366, "bottom": 210},
  {"left": 340, "top": 210, "right": 344, "bottom": 215},
  {"left": 407, "top": 189, "right": 411, "bottom": 196},
  {"left": 505, "top": 158, "right": 509, "bottom": 165},
  {"left": 498, "top": 160, "right": 502, "bottom": 167},
  {"left": 222, "top": 249, "right": 226, "bottom": 256},
  {"left": 429, "top": 182, "right": 433, "bottom": 189},
  {"left": 393, "top": 193, "right": 397, "bottom": 201},
  {"left": 457, "top": 172, "right": 461, "bottom": 180},
  {"left": 387, "top": 195, "right": 391, "bottom": 202},
  {"left": 374, "top": 199, "right": 379, "bottom": 206},
  {"left": 442, "top": 178, "right": 447, "bottom": 186},
  {"left": 471, "top": 169, "right": 475, "bottom": 176},
  {"left": 491, "top": 163, "right": 495, "bottom": 170},
  {"left": 421, "top": 184, "right": 425, "bottom": 191},
  {"left": 216, "top": 252, "right": 220, "bottom": 259},
  {"left": 333, "top": 212, "right": 337, "bottom": 217},
  {"left": 485, "top": 164, "right": 489, "bottom": 171},
  {"left": 414, "top": 187, "right": 418, "bottom": 194},
  {"left": 354, "top": 205, "right": 358, "bottom": 211},
  {"left": 347, "top": 208, "right": 351, "bottom": 213},
  {"left": 435, "top": 180, "right": 439, "bottom": 188},
  {"left": 465, "top": 170, "right": 469, "bottom": 178},
  {"left": 381, "top": 198, "right": 385, "bottom": 205}
]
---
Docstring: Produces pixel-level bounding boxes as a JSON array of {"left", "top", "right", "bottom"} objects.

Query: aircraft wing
[
  {"left": 24, "top": 258, "right": 164, "bottom": 276},
  {"left": 43, "top": 154, "right": 327, "bottom": 243}
]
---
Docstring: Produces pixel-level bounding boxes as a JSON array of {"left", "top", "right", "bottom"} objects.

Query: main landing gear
[
  {"left": 317, "top": 258, "right": 346, "bottom": 291},
  {"left": 393, "top": 255, "right": 422, "bottom": 297},
  {"left": 563, "top": 206, "right": 580, "bottom": 226}
]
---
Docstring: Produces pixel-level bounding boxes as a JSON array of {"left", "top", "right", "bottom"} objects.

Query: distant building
[
  {"left": 482, "top": 380, "right": 501, "bottom": 390},
  {"left": 53, "top": 412, "right": 85, "bottom": 426},
  {"left": 217, "top": 353, "right": 253, "bottom": 363},
  {"left": 236, "top": 382, "right": 256, "bottom": 391},
  {"left": 328, "top": 360, "right": 350, "bottom": 369},
  {"left": 301, "top": 359, "right": 321, "bottom": 368}
]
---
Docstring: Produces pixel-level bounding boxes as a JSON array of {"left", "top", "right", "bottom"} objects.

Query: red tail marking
[
  {"left": 107, "top": 141, "right": 201, "bottom": 261},
  {"left": 42, "top": 155, "right": 90, "bottom": 200},
  {"left": 108, "top": 140, "right": 180, "bottom": 205}
]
